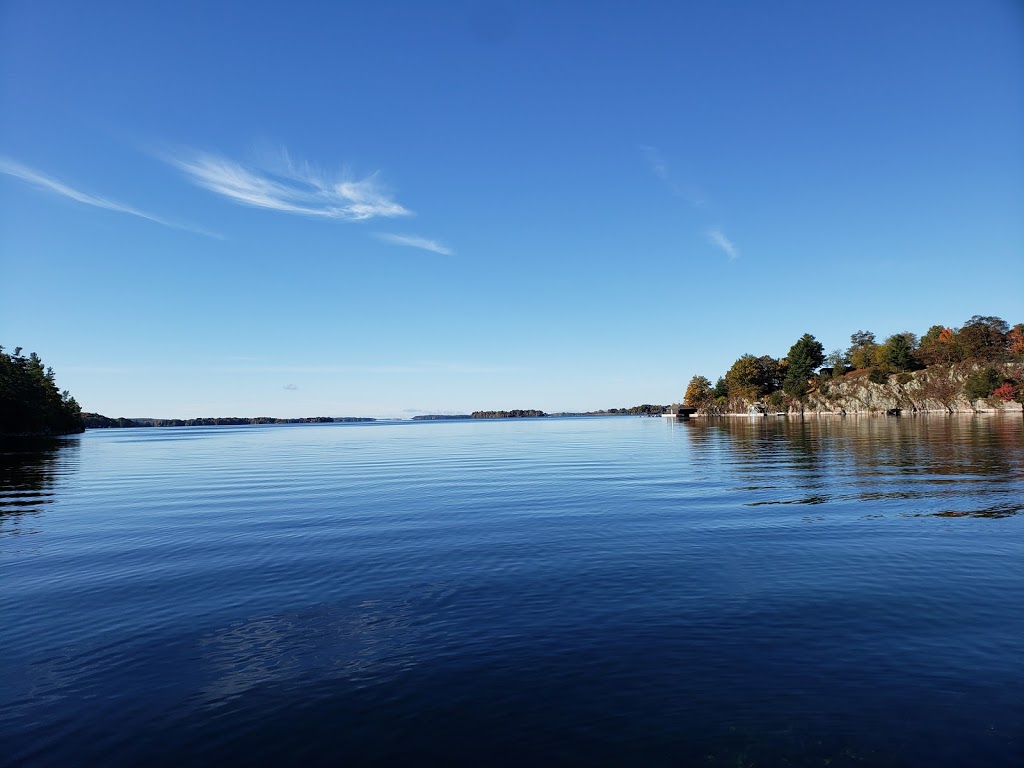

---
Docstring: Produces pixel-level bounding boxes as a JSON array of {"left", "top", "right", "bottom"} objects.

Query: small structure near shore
[{"left": 662, "top": 403, "right": 697, "bottom": 419}]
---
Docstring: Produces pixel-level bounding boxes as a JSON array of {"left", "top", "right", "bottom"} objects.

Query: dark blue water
[{"left": 2, "top": 415, "right": 1022, "bottom": 766}]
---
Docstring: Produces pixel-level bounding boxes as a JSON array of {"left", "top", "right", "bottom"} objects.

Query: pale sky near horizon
[{"left": 2, "top": 0, "right": 1022, "bottom": 418}]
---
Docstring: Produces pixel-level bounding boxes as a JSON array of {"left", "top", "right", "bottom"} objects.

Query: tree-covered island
[
  {"left": 471, "top": 410, "right": 548, "bottom": 418},
  {"left": 469, "top": 405, "right": 674, "bottom": 418},
  {"left": 684, "top": 315, "right": 1024, "bottom": 415}
]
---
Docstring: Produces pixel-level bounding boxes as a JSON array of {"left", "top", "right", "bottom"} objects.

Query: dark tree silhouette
[{"left": 1, "top": 346, "right": 84, "bottom": 436}]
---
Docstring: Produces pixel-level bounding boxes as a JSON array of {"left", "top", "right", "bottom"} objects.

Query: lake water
[{"left": 2, "top": 415, "right": 1022, "bottom": 767}]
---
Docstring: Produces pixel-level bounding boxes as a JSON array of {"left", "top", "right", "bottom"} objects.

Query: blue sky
[{"left": 2, "top": 0, "right": 1022, "bottom": 417}]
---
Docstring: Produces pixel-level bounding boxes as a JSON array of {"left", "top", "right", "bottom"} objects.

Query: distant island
[
  {"left": 82, "top": 414, "right": 376, "bottom": 428},
  {"left": 468, "top": 405, "right": 672, "bottom": 419},
  {"left": 82, "top": 410, "right": 676, "bottom": 427},
  {"left": 471, "top": 410, "right": 547, "bottom": 418},
  {"left": 585, "top": 405, "right": 669, "bottom": 416}
]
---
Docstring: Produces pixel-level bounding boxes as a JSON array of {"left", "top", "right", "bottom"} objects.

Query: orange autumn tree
[
  {"left": 1008, "top": 324, "right": 1024, "bottom": 360},
  {"left": 684, "top": 375, "right": 714, "bottom": 408},
  {"left": 918, "top": 325, "right": 956, "bottom": 366}
]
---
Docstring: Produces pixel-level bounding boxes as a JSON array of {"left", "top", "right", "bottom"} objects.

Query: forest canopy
[
  {"left": 684, "top": 316, "right": 1024, "bottom": 413},
  {"left": 1, "top": 346, "right": 84, "bottom": 436}
]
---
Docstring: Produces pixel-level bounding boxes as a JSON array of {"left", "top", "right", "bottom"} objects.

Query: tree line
[
  {"left": 82, "top": 414, "right": 375, "bottom": 428},
  {"left": 471, "top": 410, "right": 548, "bottom": 418},
  {"left": 1, "top": 346, "right": 84, "bottom": 436},
  {"left": 684, "top": 315, "right": 1024, "bottom": 413},
  {"left": 470, "top": 405, "right": 673, "bottom": 418}
]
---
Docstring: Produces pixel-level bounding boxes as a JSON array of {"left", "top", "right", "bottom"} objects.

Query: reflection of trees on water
[
  {"left": 678, "top": 415, "right": 1024, "bottom": 517},
  {"left": 0, "top": 437, "right": 80, "bottom": 530},
  {"left": 680, "top": 416, "right": 828, "bottom": 502},
  {"left": 833, "top": 415, "right": 1019, "bottom": 482}
]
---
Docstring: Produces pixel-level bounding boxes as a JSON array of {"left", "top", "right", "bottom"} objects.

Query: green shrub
[{"left": 963, "top": 368, "right": 1000, "bottom": 400}]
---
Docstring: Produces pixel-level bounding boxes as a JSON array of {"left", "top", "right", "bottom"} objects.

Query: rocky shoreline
[{"left": 693, "top": 365, "right": 1023, "bottom": 417}]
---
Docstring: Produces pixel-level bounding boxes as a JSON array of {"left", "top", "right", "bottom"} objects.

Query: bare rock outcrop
[{"left": 805, "top": 365, "right": 1022, "bottom": 414}]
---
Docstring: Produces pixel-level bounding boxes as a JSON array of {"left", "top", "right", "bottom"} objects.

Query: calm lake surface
[{"left": 2, "top": 415, "right": 1022, "bottom": 767}]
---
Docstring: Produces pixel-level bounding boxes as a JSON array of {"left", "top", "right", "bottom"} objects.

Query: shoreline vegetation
[
  {"left": 684, "top": 315, "right": 1024, "bottom": 416},
  {"left": 81, "top": 414, "right": 375, "bottom": 428},
  {"left": 1, "top": 346, "right": 84, "bottom": 437},
  {"left": 79, "top": 405, "right": 676, "bottom": 430},
  {"left": 70, "top": 406, "right": 1024, "bottom": 434},
  {"left": 4, "top": 314, "right": 1021, "bottom": 437}
]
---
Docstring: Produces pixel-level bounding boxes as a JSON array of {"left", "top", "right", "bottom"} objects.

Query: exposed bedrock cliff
[{"left": 805, "top": 365, "right": 1022, "bottom": 414}]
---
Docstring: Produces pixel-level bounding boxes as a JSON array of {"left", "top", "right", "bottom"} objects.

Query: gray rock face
[{"left": 805, "top": 365, "right": 1022, "bottom": 414}]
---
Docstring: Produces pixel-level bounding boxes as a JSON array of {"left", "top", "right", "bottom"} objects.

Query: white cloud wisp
[
  {"left": 374, "top": 232, "right": 453, "bottom": 256},
  {"left": 168, "top": 149, "right": 411, "bottom": 221},
  {"left": 641, "top": 144, "right": 671, "bottom": 183},
  {"left": 707, "top": 227, "right": 739, "bottom": 260},
  {"left": 0, "top": 156, "right": 220, "bottom": 238}
]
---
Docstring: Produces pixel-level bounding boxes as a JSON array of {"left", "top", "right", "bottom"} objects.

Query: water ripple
[{"left": 1, "top": 416, "right": 1022, "bottom": 766}]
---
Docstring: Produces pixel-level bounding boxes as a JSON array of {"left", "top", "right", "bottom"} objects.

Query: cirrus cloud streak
[
  {"left": 374, "top": 232, "right": 453, "bottom": 255},
  {"left": 707, "top": 227, "right": 739, "bottom": 260},
  {"left": 167, "top": 148, "right": 411, "bottom": 221},
  {"left": 0, "top": 156, "right": 220, "bottom": 238}
]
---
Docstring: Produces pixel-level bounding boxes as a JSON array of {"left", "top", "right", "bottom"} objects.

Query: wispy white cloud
[
  {"left": 642, "top": 144, "right": 683, "bottom": 199},
  {"left": 707, "top": 227, "right": 739, "bottom": 260},
  {"left": 374, "top": 232, "right": 453, "bottom": 256},
  {"left": 642, "top": 147, "right": 738, "bottom": 259},
  {"left": 641, "top": 145, "right": 706, "bottom": 208},
  {"left": 0, "top": 156, "right": 220, "bottom": 238},
  {"left": 641, "top": 144, "right": 672, "bottom": 183},
  {"left": 167, "top": 147, "right": 411, "bottom": 221}
]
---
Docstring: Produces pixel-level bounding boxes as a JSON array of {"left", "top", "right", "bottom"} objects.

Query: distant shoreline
[
  {"left": 78, "top": 407, "right": 679, "bottom": 430},
  {"left": 7, "top": 408, "right": 1019, "bottom": 438},
  {"left": 74, "top": 410, "right": 681, "bottom": 431},
  {"left": 81, "top": 414, "right": 377, "bottom": 429}
]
